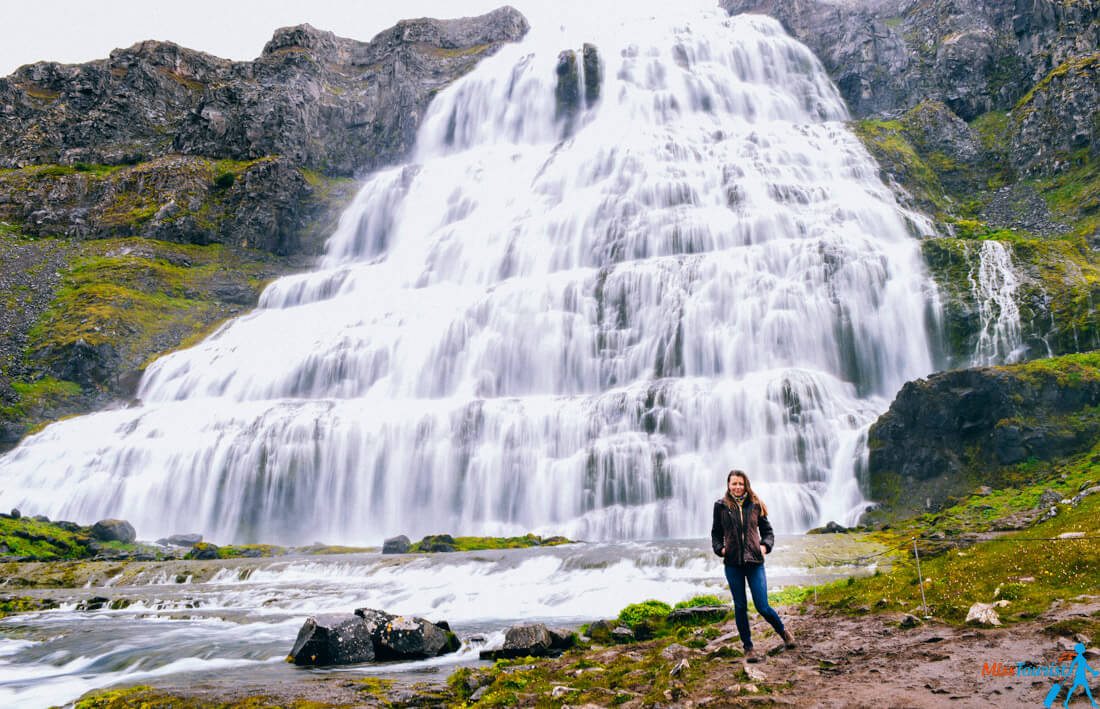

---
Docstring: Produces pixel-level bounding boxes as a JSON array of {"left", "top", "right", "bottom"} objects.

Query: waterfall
[
  {"left": 968, "top": 240, "right": 1026, "bottom": 365},
  {"left": 0, "top": 5, "right": 935, "bottom": 543}
]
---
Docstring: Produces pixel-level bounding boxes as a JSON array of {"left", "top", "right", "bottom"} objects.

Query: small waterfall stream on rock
[
  {"left": 967, "top": 240, "right": 1026, "bottom": 365},
  {"left": 0, "top": 2, "right": 941, "bottom": 704},
  {"left": 1, "top": 7, "right": 934, "bottom": 543}
]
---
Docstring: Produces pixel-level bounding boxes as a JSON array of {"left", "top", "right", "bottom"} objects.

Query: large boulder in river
[
  {"left": 90, "top": 519, "right": 136, "bottom": 544},
  {"left": 479, "top": 622, "right": 573, "bottom": 659},
  {"left": 289, "top": 613, "right": 376, "bottom": 666},
  {"left": 367, "top": 611, "right": 460, "bottom": 659},
  {"left": 382, "top": 535, "right": 411, "bottom": 554}
]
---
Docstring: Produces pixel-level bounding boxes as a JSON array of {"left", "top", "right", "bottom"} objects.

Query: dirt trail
[{"left": 683, "top": 599, "right": 1100, "bottom": 708}]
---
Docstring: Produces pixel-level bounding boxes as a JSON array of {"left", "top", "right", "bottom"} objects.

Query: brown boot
[
  {"left": 781, "top": 629, "right": 796, "bottom": 649},
  {"left": 744, "top": 647, "right": 760, "bottom": 663}
]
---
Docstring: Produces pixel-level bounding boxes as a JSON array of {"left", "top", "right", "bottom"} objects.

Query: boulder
[
  {"left": 186, "top": 542, "right": 221, "bottom": 560},
  {"left": 289, "top": 613, "right": 376, "bottom": 666},
  {"left": 611, "top": 626, "right": 636, "bottom": 643},
  {"left": 157, "top": 533, "right": 203, "bottom": 548},
  {"left": 667, "top": 606, "right": 729, "bottom": 624},
  {"left": 547, "top": 627, "right": 576, "bottom": 650},
  {"left": 382, "top": 535, "right": 411, "bottom": 554},
  {"left": 582, "top": 44, "right": 601, "bottom": 107},
  {"left": 416, "top": 534, "right": 457, "bottom": 552},
  {"left": 807, "top": 521, "right": 849, "bottom": 534},
  {"left": 1038, "top": 489, "right": 1062, "bottom": 508},
  {"left": 479, "top": 622, "right": 557, "bottom": 660},
  {"left": 90, "top": 518, "right": 136, "bottom": 544},
  {"left": 965, "top": 602, "right": 1002, "bottom": 626},
  {"left": 555, "top": 49, "right": 581, "bottom": 129},
  {"left": 352, "top": 607, "right": 460, "bottom": 660}
]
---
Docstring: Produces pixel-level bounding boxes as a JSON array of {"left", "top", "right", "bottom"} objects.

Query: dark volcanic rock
[
  {"left": 0, "top": 8, "right": 529, "bottom": 176},
  {"left": 722, "top": 0, "right": 1099, "bottom": 182},
  {"left": 157, "top": 533, "right": 203, "bottom": 548},
  {"left": 582, "top": 44, "right": 602, "bottom": 107},
  {"left": 721, "top": 0, "right": 1099, "bottom": 121},
  {"left": 90, "top": 518, "right": 136, "bottom": 544},
  {"left": 289, "top": 613, "right": 376, "bottom": 666},
  {"left": 479, "top": 622, "right": 555, "bottom": 660},
  {"left": 352, "top": 607, "right": 460, "bottom": 661},
  {"left": 866, "top": 357, "right": 1100, "bottom": 516},
  {"left": 382, "top": 535, "right": 411, "bottom": 554}
]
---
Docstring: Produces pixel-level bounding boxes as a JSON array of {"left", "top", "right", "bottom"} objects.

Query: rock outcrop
[
  {"left": 865, "top": 353, "right": 1100, "bottom": 516},
  {"left": 0, "top": 8, "right": 529, "bottom": 175},
  {"left": 288, "top": 607, "right": 460, "bottom": 666},
  {"left": 723, "top": 1, "right": 1099, "bottom": 178},
  {"left": 721, "top": 0, "right": 1099, "bottom": 120}
]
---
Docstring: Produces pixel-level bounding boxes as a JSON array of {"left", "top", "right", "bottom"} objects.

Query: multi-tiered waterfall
[{"left": 0, "top": 6, "right": 936, "bottom": 544}]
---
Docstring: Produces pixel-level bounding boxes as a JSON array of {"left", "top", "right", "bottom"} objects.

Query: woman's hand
[
  {"left": 720, "top": 547, "right": 726, "bottom": 555},
  {"left": 761, "top": 546, "right": 767, "bottom": 557}
]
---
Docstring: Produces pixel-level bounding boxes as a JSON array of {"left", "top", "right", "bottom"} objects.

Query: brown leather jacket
[{"left": 710, "top": 495, "right": 774, "bottom": 566}]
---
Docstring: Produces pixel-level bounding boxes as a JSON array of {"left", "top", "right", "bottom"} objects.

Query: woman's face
[{"left": 728, "top": 475, "right": 746, "bottom": 497}]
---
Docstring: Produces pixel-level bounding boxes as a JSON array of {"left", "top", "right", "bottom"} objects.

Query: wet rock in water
[
  {"left": 289, "top": 613, "right": 376, "bottom": 666},
  {"left": 76, "top": 596, "right": 110, "bottom": 611},
  {"left": 807, "top": 520, "right": 849, "bottom": 534},
  {"left": 382, "top": 535, "right": 411, "bottom": 554},
  {"left": 157, "top": 533, "right": 203, "bottom": 547},
  {"left": 555, "top": 49, "right": 581, "bottom": 132},
  {"left": 416, "top": 534, "right": 457, "bottom": 552},
  {"left": 352, "top": 607, "right": 459, "bottom": 660},
  {"left": 90, "top": 518, "right": 136, "bottom": 543},
  {"left": 480, "top": 622, "right": 553, "bottom": 660},
  {"left": 378, "top": 614, "right": 459, "bottom": 659},
  {"left": 186, "top": 542, "right": 221, "bottom": 560},
  {"left": 582, "top": 43, "right": 601, "bottom": 107}
]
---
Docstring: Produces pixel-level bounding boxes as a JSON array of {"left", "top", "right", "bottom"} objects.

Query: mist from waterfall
[{"left": 0, "top": 3, "right": 937, "bottom": 543}]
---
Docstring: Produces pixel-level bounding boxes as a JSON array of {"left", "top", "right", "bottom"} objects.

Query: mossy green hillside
[
  {"left": 816, "top": 447, "right": 1100, "bottom": 624},
  {"left": 0, "top": 236, "right": 287, "bottom": 448},
  {"left": 0, "top": 515, "right": 95, "bottom": 560}
]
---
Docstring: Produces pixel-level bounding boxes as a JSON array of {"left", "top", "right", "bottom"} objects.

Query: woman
[{"left": 710, "top": 469, "right": 795, "bottom": 662}]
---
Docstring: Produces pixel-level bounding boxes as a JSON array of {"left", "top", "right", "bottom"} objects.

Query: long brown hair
[{"left": 725, "top": 469, "right": 768, "bottom": 517}]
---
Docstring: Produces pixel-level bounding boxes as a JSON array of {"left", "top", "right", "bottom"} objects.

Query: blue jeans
[{"left": 724, "top": 563, "right": 785, "bottom": 650}]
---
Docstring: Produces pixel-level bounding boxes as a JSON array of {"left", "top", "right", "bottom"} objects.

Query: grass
[
  {"left": 406, "top": 533, "right": 573, "bottom": 553},
  {"left": 0, "top": 516, "right": 93, "bottom": 560}
]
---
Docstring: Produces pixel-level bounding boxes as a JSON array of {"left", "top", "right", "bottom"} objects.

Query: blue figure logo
[{"left": 1053, "top": 642, "right": 1100, "bottom": 708}]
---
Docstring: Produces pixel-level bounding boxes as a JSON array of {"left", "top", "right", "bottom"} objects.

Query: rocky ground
[{"left": 72, "top": 598, "right": 1100, "bottom": 708}]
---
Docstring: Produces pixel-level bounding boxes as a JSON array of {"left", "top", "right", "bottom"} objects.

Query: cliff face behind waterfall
[{"left": 0, "top": 8, "right": 529, "bottom": 448}]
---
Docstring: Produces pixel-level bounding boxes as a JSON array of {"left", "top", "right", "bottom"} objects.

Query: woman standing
[{"left": 711, "top": 469, "right": 795, "bottom": 662}]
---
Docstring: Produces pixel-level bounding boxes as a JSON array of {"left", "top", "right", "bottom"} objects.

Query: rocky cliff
[
  {"left": 0, "top": 8, "right": 529, "bottom": 450},
  {"left": 864, "top": 352, "right": 1100, "bottom": 517}
]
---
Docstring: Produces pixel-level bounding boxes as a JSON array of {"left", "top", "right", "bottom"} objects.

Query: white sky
[{"left": 0, "top": 0, "right": 512, "bottom": 76}]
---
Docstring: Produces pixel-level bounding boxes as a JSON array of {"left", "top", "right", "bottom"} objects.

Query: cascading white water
[
  {"left": 0, "top": 4, "right": 936, "bottom": 543},
  {"left": 968, "top": 240, "right": 1026, "bottom": 365}
]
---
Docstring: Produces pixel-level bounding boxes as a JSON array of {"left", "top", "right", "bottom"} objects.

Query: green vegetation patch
[
  {"left": 852, "top": 118, "right": 949, "bottom": 213},
  {"left": 815, "top": 442, "right": 1100, "bottom": 624},
  {"left": 0, "top": 515, "right": 93, "bottom": 561},
  {"left": 75, "top": 684, "right": 349, "bottom": 709},
  {"left": 407, "top": 533, "right": 573, "bottom": 553}
]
